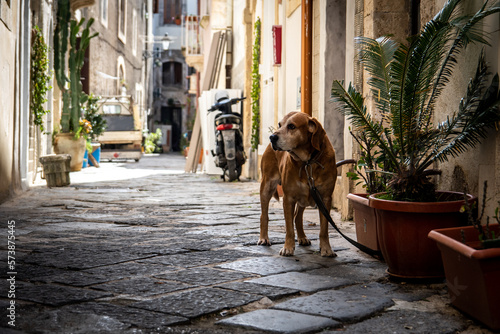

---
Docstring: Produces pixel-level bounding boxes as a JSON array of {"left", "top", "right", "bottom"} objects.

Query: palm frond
[
  {"left": 331, "top": 80, "right": 400, "bottom": 169},
  {"left": 421, "top": 52, "right": 500, "bottom": 170},
  {"left": 425, "top": 0, "right": 500, "bottom": 117},
  {"left": 356, "top": 36, "right": 398, "bottom": 115}
]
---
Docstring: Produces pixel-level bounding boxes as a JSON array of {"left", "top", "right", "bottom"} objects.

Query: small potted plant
[
  {"left": 174, "top": 15, "right": 182, "bottom": 25},
  {"left": 429, "top": 182, "right": 500, "bottom": 331},
  {"left": 83, "top": 94, "right": 107, "bottom": 166},
  {"left": 331, "top": 0, "right": 500, "bottom": 278}
]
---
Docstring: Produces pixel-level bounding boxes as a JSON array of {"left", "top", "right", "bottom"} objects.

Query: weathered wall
[
  {"left": 322, "top": 0, "right": 346, "bottom": 161},
  {"left": 284, "top": 5, "right": 301, "bottom": 116},
  {"left": 430, "top": 0, "right": 500, "bottom": 217},
  {"left": 0, "top": 0, "right": 17, "bottom": 202},
  {"left": 85, "top": 0, "right": 145, "bottom": 99}
]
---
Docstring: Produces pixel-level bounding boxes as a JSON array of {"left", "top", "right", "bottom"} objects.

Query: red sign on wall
[{"left": 272, "top": 25, "right": 282, "bottom": 66}]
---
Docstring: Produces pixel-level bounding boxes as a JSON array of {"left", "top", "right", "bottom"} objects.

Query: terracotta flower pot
[
  {"left": 53, "top": 133, "right": 86, "bottom": 172},
  {"left": 428, "top": 224, "right": 500, "bottom": 330},
  {"left": 369, "top": 191, "right": 476, "bottom": 279},
  {"left": 347, "top": 193, "right": 380, "bottom": 253}
]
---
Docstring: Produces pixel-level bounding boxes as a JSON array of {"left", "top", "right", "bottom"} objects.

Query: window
[
  {"left": 132, "top": 9, "right": 137, "bottom": 56},
  {"left": 163, "top": 0, "right": 181, "bottom": 25},
  {"left": 118, "top": 0, "right": 127, "bottom": 43},
  {"left": 162, "top": 61, "right": 183, "bottom": 86},
  {"left": 153, "top": 0, "right": 159, "bottom": 13},
  {"left": 100, "top": 0, "right": 108, "bottom": 28}
]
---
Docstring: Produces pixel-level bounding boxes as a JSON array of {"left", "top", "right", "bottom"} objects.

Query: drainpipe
[
  {"left": 226, "top": 0, "right": 233, "bottom": 88},
  {"left": 301, "top": 0, "right": 312, "bottom": 116}
]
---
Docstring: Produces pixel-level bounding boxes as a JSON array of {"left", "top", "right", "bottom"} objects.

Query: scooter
[{"left": 208, "top": 91, "right": 246, "bottom": 181}]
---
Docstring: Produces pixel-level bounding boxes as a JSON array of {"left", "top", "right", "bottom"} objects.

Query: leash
[{"left": 304, "top": 161, "right": 382, "bottom": 258}]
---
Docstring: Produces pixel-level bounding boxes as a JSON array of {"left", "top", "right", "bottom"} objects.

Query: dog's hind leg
[{"left": 295, "top": 205, "right": 311, "bottom": 246}]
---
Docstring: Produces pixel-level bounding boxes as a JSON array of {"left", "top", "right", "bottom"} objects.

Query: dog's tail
[{"left": 273, "top": 189, "right": 280, "bottom": 202}]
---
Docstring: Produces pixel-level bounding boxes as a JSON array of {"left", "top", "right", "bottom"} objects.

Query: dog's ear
[{"left": 308, "top": 118, "right": 325, "bottom": 151}]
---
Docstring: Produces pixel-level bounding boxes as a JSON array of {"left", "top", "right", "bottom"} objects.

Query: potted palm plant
[
  {"left": 331, "top": 0, "right": 500, "bottom": 279},
  {"left": 429, "top": 182, "right": 500, "bottom": 330}
]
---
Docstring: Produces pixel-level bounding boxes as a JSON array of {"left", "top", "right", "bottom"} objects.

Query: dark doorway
[
  {"left": 78, "top": 37, "right": 90, "bottom": 95},
  {"left": 161, "top": 106, "right": 182, "bottom": 151}
]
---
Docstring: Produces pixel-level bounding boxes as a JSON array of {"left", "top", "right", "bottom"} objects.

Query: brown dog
[{"left": 258, "top": 112, "right": 337, "bottom": 257}]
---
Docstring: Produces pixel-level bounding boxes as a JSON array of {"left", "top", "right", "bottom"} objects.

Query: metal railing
[{"left": 184, "top": 15, "right": 202, "bottom": 56}]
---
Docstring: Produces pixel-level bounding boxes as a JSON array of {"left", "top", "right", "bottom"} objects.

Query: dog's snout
[{"left": 270, "top": 134, "right": 279, "bottom": 144}]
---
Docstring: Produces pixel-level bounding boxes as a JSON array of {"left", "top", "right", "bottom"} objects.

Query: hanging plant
[
  {"left": 250, "top": 17, "right": 261, "bottom": 151},
  {"left": 30, "top": 26, "right": 52, "bottom": 133}
]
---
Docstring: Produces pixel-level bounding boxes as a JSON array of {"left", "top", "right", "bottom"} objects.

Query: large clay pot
[
  {"left": 347, "top": 193, "right": 380, "bottom": 253},
  {"left": 369, "top": 191, "right": 476, "bottom": 279},
  {"left": 429, "top": 224, "right": 500, "bottom": 330},
  {"left": 53, "top": 133, "right": 86, "bottom": 172}
]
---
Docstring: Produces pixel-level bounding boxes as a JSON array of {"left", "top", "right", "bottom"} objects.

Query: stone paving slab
[
  {"left": 155, "top": 267, "right": 257, "bottom": 286},
  {"left": 68, "top": 302, "right": 189, "bottom": 329},
  {"left": 23, "top": 246, "right": 159, "bottom": 269},
  {"left": 132, "top": 287, "right": 262, "bottom": 318},
  {"left": 273, "top": 283, "right": 395, "bottom": 323},
  {"left": 216, "top": 282, "right": 300, "bottom": 300},
  {"left": 217, "top": 256, "right": 323, "bottom": 275},
  {"left": 13, "top": 303, "right": 131, "bottom": 334},
  {"left": 90, "top": 277, "right": 194, "bottom": 297},
  {"left": 247, "top": 271, "right": 351, "bottom": 293},
  {"left": 337, "top": 309, "right": 469, "bottom": 334},
  {"left": 307, "top": 262, "right": 388, "bottom": 283},
  {"left": 139, "top": 249, "right": 263, "bottom": 268},
  {"left": 16, "top": 282, "right": 112, "bottom": 306},
  {"left": 217, "top": 309, "right": 341, "bottom": 333},
  {"left": 36, "top": 261, "right": 178, "bottom": 287}
]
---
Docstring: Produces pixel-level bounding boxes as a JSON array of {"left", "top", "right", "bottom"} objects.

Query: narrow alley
[{"left": 0, "top": 154, "right": 492, "bottom": 333}]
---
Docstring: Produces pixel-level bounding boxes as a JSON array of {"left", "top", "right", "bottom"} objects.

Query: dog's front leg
[
  {"left": 319, "top": 196, "right": 337, "bottom": 257},
  {"left": 258, "top": 177, "right": 276, "bottom": 246},
  {"left": 280, "top": 197, "right": 296, "bottom": 256}
]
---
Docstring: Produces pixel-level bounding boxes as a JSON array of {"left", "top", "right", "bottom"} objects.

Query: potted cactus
[
  {"left": 331, "top": 0, "right": 500, "bottom": 278},
  {"left": 52, "top": 0, "right": 98, "bottom": 171}
]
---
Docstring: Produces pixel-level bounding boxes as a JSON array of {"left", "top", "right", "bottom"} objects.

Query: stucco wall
[
  {"left": 284, "top": 8, "right": 301, "bottom": 116},
  {"left": 231, "top": 0, "right": 247, "bottom": 94},
  {"left": 0, "top": 1, "right": 17, "bottom": 202}
]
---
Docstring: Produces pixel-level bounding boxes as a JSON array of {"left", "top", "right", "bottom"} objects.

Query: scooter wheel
[{"left": 227, "top": 159, "right": 238, "bottom": 181}]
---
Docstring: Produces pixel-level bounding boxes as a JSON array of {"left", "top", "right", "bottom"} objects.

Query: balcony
[{"left": 183, "top": 15, "right": 203, "bottom": 72}]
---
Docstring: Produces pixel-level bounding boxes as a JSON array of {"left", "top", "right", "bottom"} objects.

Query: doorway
[{"left": 161, "top": 107, "right": 182, "bottom": 151}]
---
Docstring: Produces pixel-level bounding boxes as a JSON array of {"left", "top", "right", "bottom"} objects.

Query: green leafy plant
[
  {"left": 347, "top": 129, "right": 390, "bottom": 194},
  {"left": 331, "top": 0, "right": 500, "bottom": 202},
  {"left": 144, "top": 129, "right": 163, "bottom": 154},
  {"left": 83, "top": 94, "right": 107, "bottom": 142},
  {"left": 54, "top": 0, "right": 98, "bottom": 135},
  {"left": 463, "top": 181, "right": 500, "bottom": 249},
  {"left": 250, "top": 17, "right": 261, "bottom": 151},
  {"left": 30, "top": 26, "right": 52, "bottom": 133}
]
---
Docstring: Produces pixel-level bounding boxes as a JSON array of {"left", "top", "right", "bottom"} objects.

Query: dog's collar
[
  {"left": 306, "top": 149, "right": 321, "bottom": 165},
  {"left": 298, "top": 149, "right": 325, "bottom": 179}
]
